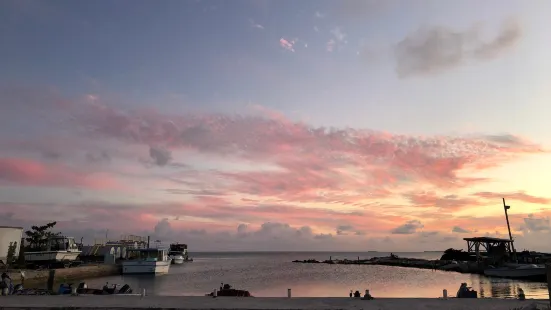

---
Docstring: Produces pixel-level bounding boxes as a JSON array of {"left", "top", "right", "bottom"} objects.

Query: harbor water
[{"left": 78, "top": 252, "right": 549, "bottom": 298}]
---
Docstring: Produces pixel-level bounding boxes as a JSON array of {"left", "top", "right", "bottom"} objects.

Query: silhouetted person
[
  {"left": 349, "top": 290, "right": 353, "bottom": 297},
  {"left": 354, "top": 290, "right": 361, "bottom": 298}
]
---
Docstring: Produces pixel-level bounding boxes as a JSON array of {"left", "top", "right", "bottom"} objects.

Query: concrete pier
[
  {"left": 0, "top": 296, "right": 547, "bottom": 310},
  {"left": 7, "top": 264, "right": 120, "bottom": 286}
]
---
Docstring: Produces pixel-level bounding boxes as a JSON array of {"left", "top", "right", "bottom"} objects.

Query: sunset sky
[{"left": 1, "top": 0, "right": 550, "bottom": 251}]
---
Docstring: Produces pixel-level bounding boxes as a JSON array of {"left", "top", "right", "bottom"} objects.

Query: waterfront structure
[{"left": 0, "top": 226, "right": 23, "bottom": 265}]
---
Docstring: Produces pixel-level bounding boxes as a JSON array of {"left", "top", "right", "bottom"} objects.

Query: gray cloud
[
  {"left": 149, "top": 146, "right": 172, "bottom": 166},
  {"left": 395, "top": 18, "right": 522, "bottom": 78},
  {"left": 391, "top": 220, "right": 424, "bottom": 234},
  {"left": 336, "top": 0, "right": 395, "bottom": 19},
  {"left": 86, "top": 150, "right": 110, "bottom": 163},
  {"left": 521, "top": 214, "right": 550, "bottom": 232},
  {"left": 452, "top": 226, "right": 470, "bottom": 233}
]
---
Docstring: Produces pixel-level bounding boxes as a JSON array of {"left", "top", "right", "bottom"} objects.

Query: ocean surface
[{"left": 81, "top": 252, "right": 549, "bottom": 298}]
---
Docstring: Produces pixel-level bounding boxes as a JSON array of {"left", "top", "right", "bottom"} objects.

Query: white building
[{"left": 0, "top": 226, "right": 24, "bottom": 264}]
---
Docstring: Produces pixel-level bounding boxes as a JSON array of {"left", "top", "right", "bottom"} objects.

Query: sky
[{"left": 1, "top": 0, "right": 550, "bottom": 252}]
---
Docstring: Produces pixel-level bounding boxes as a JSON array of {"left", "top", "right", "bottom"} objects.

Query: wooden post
[
  {"left": 47, "top": 269, "right": 55, "bottom": 291},
  {"left": 546, "top": 263, "right": 551, "bottom": 307},
  {"left": 502, "top": 198, "right": 517, "bottom": 260}
]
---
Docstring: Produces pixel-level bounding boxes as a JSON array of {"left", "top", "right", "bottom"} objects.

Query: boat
[
  {"left": 484, "top": 264, "right": 547, "bottom": 281},
  {"left": 24, "top": 236, "right": 82, "bottom": 269},
  {"left": 121, "top": 247, "right": 171, "bottom": 275},
  {"left": 169, "top": 243, "right": 192, "bottom": 263},
  {"left": 170, "top": 254, "right": 185, "bottom": 265}
]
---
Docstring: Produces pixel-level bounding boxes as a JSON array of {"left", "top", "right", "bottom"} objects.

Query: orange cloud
[{"left": 473, "top": 191, "right": 550, "bottom": 204}]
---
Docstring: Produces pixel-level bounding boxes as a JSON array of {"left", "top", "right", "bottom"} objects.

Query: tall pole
[{"left": 502, "top": 198, "right": 516, "bottom": 257}]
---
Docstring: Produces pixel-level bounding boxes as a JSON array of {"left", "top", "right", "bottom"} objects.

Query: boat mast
[{"left": 502, "top": 198, "right": 517, "bottom": 256}]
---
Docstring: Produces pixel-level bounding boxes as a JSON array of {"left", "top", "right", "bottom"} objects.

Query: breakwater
[
  {"left": 292, "top": 257, "right": 485, "bottom": 274},
  {"left": 6, "top": 264, "right": 120, "bottom": 286}
]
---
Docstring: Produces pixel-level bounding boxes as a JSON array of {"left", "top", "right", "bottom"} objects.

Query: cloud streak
[{"left": 394, "top": 18, "right": 522, "bottom": 78}]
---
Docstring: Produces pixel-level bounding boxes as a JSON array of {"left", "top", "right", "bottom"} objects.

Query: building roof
[
  {"left": 463, "top": 237, "right": 513, "bottom": 243},
  {"left": 0, "top": 226, "right": 24, "bottom": 230}
]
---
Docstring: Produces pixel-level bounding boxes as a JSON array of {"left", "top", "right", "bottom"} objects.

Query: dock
[{"left": 0, "top": 296, "right": 548, "bottom": 310}]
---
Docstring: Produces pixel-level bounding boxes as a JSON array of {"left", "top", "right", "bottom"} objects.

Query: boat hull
[
  {"left": 484, "top": 267, "right": 547, "bottom": 281},
  {"left": 122, "top": 260, "right": 170, "bottom": 275},
  {"left": 24, "top": 251, "right": 80, "bottom": 262},
  {"left": 171, "top": 256, "right": 184, "bottom": 265}
]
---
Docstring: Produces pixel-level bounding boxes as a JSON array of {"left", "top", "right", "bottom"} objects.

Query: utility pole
[{"left": 502, "top": 198, "right": 517, "bottom": 260}]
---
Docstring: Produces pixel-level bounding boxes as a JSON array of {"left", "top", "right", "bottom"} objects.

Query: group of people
[{"left": 348, "top": 289, "right": 374, "bottom": 300}]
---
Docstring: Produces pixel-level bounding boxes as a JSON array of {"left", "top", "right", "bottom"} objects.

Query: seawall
[
  {"left": 7, "top": 264, "right": 120, "bottom": 285},
  {"left": 0, "top": 296, "right": 548, "bottom": 310}
]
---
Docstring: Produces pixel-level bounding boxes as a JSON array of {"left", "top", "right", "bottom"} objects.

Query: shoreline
[{"left": 0, "top": 296, "right": 548, "bottom": 310}]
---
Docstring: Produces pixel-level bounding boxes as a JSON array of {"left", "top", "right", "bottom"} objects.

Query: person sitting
[
  {"left": 456, "top": 283, "right": 477, "bottom": 298},
  {"left": 1, "top": 273, "right": 11, "bottom": 296},
  {"left": 353, "top": 290, "right": 361, "bottom": 298},
  {"left": 362, "top": 290, "right": 374, "bottom": 300},
  {"left": 518, "top": 288, "right": 525, "bottom": 301},
  {"left": 456, "top": 283, "right": 469, "bottom": 298}
]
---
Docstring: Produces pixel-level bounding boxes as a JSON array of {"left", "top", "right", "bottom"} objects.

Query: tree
[
  {"left": 24, "top": 222, "right": 61, "bottom": 251},
  {"left": 6, "top": 241, "right": 17, "bottom": 266}
]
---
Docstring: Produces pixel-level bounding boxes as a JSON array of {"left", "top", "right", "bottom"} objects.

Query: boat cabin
[
  {"left": 126, "top": 248, "right": 169, "bottom": 262},
  {"left": 464, "top": 237, "right": 514, "bottom": 263},
  {"left": 47, "top": 236, "right": 79, "bottom": 252}
]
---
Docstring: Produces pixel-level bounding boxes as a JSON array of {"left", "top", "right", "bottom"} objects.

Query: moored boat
[
  {"left": 484, "top": 264, "right": 547, "bottom": 281},
  {"left": 24, "top": 236, "right": 81, "bottom": 269},
  {"left": 169, "top": 243, "right": 192, "bottom": 263},
  {"left": 121, "top": 248, "right": 170, "bottom": 275},
  {"left": 170, "top": 254, "right": 185, "bottom": 265}
]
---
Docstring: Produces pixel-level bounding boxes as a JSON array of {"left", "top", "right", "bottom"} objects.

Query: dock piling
[
  {"left": 287, "top": 288, "right": 291, "bottom": 298},
  {"left": 46, "top": 270, "right": 55, "bottom": 291},
  {"left": 546, "top": 263, "right": 551, "bottom": 307}
]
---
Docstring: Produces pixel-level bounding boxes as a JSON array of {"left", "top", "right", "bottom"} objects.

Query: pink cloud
[
  {"left": 326, "top": 39, "right": 335, "bottom": 52},
  {"left": 1, "top": 86, "right": 549, "bottom": 249},
  {"left": 279, "top": 38, "right": 295, "bottom": 52},
  {"left": 0, "top": 157, "right": 122, "bottom": 190}
]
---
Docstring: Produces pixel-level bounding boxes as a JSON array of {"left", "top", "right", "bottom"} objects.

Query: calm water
[{"left": 80, "top": 252, "right": 549, "bottom": 298}]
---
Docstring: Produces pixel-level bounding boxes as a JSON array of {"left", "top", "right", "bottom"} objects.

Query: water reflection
[{"left": 77, "top": 252, "right": 548, "bottom": 298}]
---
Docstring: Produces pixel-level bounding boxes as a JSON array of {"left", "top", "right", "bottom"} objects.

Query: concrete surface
[{"left": 0, "top": 296, "right": 549, "bottom": 310}]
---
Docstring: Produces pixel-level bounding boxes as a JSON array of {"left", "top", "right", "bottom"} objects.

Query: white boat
[
  {"left": 169, "top": 253, "right": 185, "bottom": 264},
  {"left": 122, "top": 248, "right": 171, "bottom": 275},
  {"left": 169, "top": 243, "right": 192, "bottom": 262},
  {"left": 484, "top": 264, "right": 547, "bottom": 281},
  {"left": 24, "top": 236, "right": 81, "bottom": 268}
]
